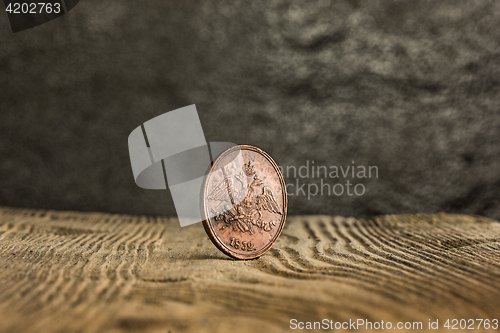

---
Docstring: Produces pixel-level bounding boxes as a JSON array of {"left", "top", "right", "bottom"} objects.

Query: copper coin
[{"left": 202, "top": 145, "right": 287, "bottom": 259}]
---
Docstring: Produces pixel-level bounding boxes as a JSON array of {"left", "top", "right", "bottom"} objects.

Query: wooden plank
[{"left": 0, "top": 207, "right": 499, "bottom": 332}]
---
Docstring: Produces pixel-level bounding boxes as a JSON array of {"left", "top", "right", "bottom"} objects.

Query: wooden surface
[{"left": 0, "top": 207, "right": 499, "bottom": 333}]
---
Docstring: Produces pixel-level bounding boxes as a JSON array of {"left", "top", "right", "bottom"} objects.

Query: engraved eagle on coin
[{"left": 208, "top": 161, "right": 282, "bottom": 235}]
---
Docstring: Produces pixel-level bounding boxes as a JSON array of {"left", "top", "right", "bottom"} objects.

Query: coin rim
[{"left": 202, "top": 145, "right": 287, "bottom": 260}]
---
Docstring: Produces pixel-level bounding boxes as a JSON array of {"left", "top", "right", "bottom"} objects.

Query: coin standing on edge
[{"left": 202, "top": 145, "right": 287, "bottom": 259}]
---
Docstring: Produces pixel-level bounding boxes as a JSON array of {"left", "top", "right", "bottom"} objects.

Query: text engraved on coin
[{"left": 229, "top": 237, "right": 255, "bottom": 251}]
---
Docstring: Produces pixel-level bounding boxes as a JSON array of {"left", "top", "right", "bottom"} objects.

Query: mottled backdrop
[{"left": 0, "top": 0, "right": 499, "bottom": 220}]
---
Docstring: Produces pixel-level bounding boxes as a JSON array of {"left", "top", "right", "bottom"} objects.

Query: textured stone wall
[{"left": 0, "top": 0, "right": 499, "bottom": 219}]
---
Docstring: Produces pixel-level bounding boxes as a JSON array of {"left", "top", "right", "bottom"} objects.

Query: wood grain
[{"left": 0, "top": 207, "right": 499, "bottom": 332}]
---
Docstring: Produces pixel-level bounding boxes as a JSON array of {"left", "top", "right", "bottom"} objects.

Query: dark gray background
[{"left": 1, "top": 0, "right": 499, "bottom": 220}]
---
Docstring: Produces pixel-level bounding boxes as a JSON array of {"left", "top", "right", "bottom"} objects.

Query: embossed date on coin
[{"left": 228, "top": 237, "right": 255, "bottom": 251}]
